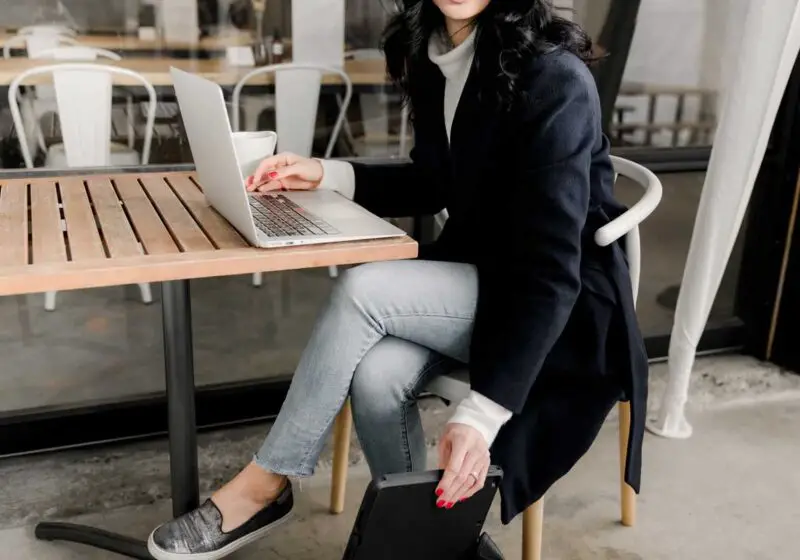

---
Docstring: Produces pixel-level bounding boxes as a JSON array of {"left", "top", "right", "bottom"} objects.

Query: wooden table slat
[
  {"left": 167, "top": 174, "right": 246, "bottom": 250},
  {"left": 30, "top": 180, "right": 67, "bottom": 265},
  {"left": 85, "top": 177, "right": 142, "bottom": 259},
  {"left": 58, "top": 178, "right": 106, "bottom": 261},
  {"left": 0, "top": 180, "right": 29, "bottom": 267},
  {"left": 139, "top": 176, "right": 215, "bottom": 252},
  {"left": 114, "top": 176, "right": 180, "bottom": 255}
]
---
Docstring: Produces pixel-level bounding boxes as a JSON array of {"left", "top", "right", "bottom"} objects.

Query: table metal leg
[
  {"left": 35, "top": 279, "right": 199, "bottom": 558},
  {"left": 162, "top": 280, "right": 200, "bottom": 516}
]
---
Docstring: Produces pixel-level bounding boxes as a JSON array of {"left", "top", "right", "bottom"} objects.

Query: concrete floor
[{"left": 1, "top": 355, "right": 799, "bottom": 559}]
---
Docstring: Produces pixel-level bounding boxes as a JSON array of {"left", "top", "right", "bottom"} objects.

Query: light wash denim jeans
[{"left": 254, "top": 259, "right": 478, "bottom": 478}]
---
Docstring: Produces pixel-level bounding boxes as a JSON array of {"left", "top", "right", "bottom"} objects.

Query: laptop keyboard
[{"left": 249, "top": 194, "right": 340, "bottom": 238}]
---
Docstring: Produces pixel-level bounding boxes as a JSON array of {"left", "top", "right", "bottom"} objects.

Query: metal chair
[
  {"left": 9, "top": 63, "right": 157, "bottom": 312},
  {"left": 2, "top": 29, "right": 77, "bottom": 59},
  {"left": 31, "top": 46, "right": 138, "bottom": 154},
  {"left": 3, "top": 30, "right": 80, "bottom": 157},
  {"left": 230, "top": 63, "right": 353, "bottom": 286},
  {"left": 327, "top": 155, "right": 663, "bottom": 560}
]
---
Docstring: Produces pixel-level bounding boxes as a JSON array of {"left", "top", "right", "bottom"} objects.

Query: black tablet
[{"left": 343, "top": 467, "right": 502, "bottom": 560}]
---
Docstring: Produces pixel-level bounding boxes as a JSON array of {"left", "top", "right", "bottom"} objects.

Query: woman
[{"left": 148, "top": 1, "right": 648, "bottom": 558}]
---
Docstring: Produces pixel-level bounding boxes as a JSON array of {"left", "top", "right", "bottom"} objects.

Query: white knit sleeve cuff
[
  {"left": 448, "top": 391, "right": 513, "bottom": 447},
  {"left": 317, "top": 159, "right": 356, "bottom": 200}
]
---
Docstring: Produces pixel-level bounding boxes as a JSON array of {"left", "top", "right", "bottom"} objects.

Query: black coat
[{"left": 349, "top": 48, "right": 648, "bottom": 524}]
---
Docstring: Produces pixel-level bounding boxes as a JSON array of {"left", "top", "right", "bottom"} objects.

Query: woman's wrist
[
  {"left": 448, "top": 391, "right": 513, "bottom": 447},
  {"left": 316, "top": 159, "right": 356, "bottom": 199}
]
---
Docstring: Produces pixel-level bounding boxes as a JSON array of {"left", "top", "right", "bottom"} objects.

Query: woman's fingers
[
  {"left": 442, "top": 451, "right": 484, "bottom": 506},
  {"left": 251, "top": 164, "right": 309, "bottom": 192},
  {"left": 248, "top": 156, "right": 284, "bottom": 187},
  {"left": 246, "top": 152, "right": 298, "bottom": 190},
  {"left": 437, "top": 435, "right": 452, "bottom": 472},
  {"left": 460, "top": 456, "right": 490, "bottom": 501},
  {"left": 436, "top": 438, "right": 469, "bottom": 507}
]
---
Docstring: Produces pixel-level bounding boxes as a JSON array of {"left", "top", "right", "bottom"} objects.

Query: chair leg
[
  {"left": 522, "top": 498, "right": 544, "bottom": 560},
  {"left": 44, "top": 291, "right": 57, "bottom": 311},
  {"left": 252, "top": 272, "right": 263, "bottom": 287},
  {"left": 138, "top": 283, "right": 153, "bottom": 304},
  {"left": 127, "top": 95, "right": 135, "bottom": 149},
  {"left": 618, "top": 401, "right": 636, "bottom": 527},
  {"left": 328, "top": 265, "right": 339, "bottom": 278},
  {"left": 330, "top": 400, "right": 353, "bottom": 514}
]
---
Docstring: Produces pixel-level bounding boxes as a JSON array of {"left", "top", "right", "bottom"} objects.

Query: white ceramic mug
[{"left": 231, "top": 131, "right": 278, "bottom": 179}]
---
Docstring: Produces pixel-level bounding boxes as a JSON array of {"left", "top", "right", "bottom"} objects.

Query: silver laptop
[{"left": 170, "top": 67, "right": 405, "bottom": 248}]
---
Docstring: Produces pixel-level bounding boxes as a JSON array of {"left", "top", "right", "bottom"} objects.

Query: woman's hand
[
  {"left": 435, "top": 423, "right": 491, "bottom": 508},
  {"left": 245, "top": 152, "right": 324, "bottom": 193}
]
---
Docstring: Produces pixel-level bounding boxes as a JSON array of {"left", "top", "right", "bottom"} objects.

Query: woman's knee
[
  {"left": 333, "top": 261, "right": 397, "bottom": 304},
  {"left": 350, "top": 337, "right": 435, "bottom": 419}
]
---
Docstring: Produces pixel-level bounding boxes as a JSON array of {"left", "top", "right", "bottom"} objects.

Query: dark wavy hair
[{"left": 382, "top": 0, "right": 596, "bottom": 111}]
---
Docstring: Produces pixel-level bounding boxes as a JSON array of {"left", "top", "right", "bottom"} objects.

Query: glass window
[
  {"left": 0, "top": 0, "right": 749, "bottom": 417},
  {"left": 572, "top": 0, "right": 747, "bottom": 337}
]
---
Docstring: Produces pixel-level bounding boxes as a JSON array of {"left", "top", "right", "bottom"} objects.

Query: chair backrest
[
  {"left": 595, "top": 156, "right": 663, "bottom": 305},
  {"left": 32, "top": 46, "right": 122, "bottom": 61},
  {"left": 8, "top": 63, "right": 157, "bottom": 168},
  {"left": 31, "top": 47, "right": 123, "bottom": 105},
  {"left": 231, "top": 62, "right": 353, "bottom": 158},
  {"left": 3, "top": 33, "right": 78, "bottom": 59},
  {"left": 435, "top": 156, "right": 662, "bottom": 305}
]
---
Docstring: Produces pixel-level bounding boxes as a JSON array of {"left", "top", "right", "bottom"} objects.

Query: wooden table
[
  {"left": 0, "top": 56, "right": 389, "bottom": 88},
  {"left": 0, "top": 170, "right": 417, "bottom": 558}
]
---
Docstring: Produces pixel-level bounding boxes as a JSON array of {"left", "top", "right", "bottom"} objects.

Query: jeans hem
[{"left": 252, "top": 453, "right": 315, "bottom": 478}]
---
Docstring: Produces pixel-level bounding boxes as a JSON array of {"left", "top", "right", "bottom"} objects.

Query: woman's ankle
[{"left": 215, "top": 462, "right": 287, "bottom": 508}]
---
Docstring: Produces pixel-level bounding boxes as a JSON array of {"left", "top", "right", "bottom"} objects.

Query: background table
[
  {"left": 0, "top": 56, "right": 388, "bottom": 87},
  {"left": 0, "top": 30, "right": 255, "bottom": 53},
  {"left": 0, "top": 170, "right": 417, "bottom": 558}
]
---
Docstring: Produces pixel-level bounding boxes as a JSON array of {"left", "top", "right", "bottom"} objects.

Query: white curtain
[{"left": 650, "top": 0, "right": 800, "bottom": 438}]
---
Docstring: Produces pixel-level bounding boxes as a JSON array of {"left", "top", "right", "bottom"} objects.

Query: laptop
[
  {"left": 170, "top": 67, "right": 406, "bottom": 248},
  {"left": 343, "top": 468, "right": 503, "bottom": 560}
]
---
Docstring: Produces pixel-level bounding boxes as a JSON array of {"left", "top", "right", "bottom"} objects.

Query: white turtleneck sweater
[{"left": 316, "top": 29, "right": 513, "bottom": 447}]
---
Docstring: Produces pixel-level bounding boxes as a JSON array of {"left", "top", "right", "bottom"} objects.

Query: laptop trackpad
[{"left": 287, "top": 191, "right": 369, "bottom": 221}]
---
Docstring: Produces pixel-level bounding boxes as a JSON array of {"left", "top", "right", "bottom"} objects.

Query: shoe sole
[{"left": 146, "top": 512, "right": 293, "bottom": 560}]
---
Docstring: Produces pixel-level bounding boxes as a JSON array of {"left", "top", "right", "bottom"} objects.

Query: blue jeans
[{"left": 254, "top": 260, "right": 477, "bottom": 478}]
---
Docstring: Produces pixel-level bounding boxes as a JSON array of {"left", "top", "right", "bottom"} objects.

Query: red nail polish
[
  {"left": 268, "top": 171, "right": 278, "bottom": 179},
  {"left": 436, "top": 500, "right": 445, "bottom": 508},
  {"left": 446, "top": 502, "right": 454, "bottom": 509},
  {"left": 459, "top": 497, "right": 466, "bottom": 502},
  {"left": 435, "top": 489, "right": 444, "bottom": 497}
]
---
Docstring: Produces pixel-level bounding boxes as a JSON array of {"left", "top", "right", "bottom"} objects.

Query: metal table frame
[{"left": 35, "top": 280, "right": 198, "bottom": 558}]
